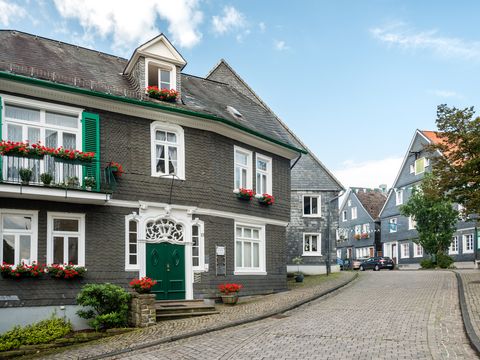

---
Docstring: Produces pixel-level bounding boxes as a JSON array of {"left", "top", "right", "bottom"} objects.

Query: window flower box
[
  {"left": 52, "top": 148, "right": 95, "bottom": 163},
  {"left": 361, "top": 233, "right": 369, "bottom": 239},
  {"left": 130, "top": 277, "right": 157, "bottom": 294},
  {"left": 107, "top": 162, "right": 124, "bottom": 178},
  {"left": 0, "top": 140, "right": 50, "bottom": 159},
  {"left": 46, "top": 264, "right": 86, "bottom": 279},
  {"left": 146, "top": 86, "right": 178, "bottom": 103},
  {"left": 0, "top": 262, "right": 45, "bottom": 278},
  {"left": 255, "top": 193, "right": 275, "bottom": 206},
  {"left": 354, "top": 234, "right": 361, "bottom": 240},
  {"left": 233, "top": 188, "right": 254, "bottom": 201}
]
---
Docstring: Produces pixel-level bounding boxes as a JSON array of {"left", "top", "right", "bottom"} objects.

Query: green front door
[{"left": 146, "top": 243, "right": 185, "bottom": 300}]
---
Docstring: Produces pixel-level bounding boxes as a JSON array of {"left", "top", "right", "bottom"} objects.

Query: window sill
[
  {"left": 413, "top": 255, "right": 423, "bottom": 258},
  {"left": 302, "top": 253, "right": 323, "bottom": 257},
  {"left": 234, "top": 271, "right": 267, "bottom": 276},
  {"left": 151, "top": 173, "right": 185, "bottom": 181},
  {"left": 463, "top": 250, "right": 474, "bottom": 254},
  {"left": 302, "top": 215, "right": 322, "bottom": 218},
  {"left": 125, "top": 267, "right": 140, "bottom": 271},
  {"left": 449, "top": 252, "right": 459, "bottom": 255}
]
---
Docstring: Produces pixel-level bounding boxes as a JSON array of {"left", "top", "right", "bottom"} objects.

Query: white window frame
[
  {"left": 355, "top": 247, "right": 373, "bottom": 259},
  {"left": 234, "top": 222, "right": 266, "bottom": 275},
  {"left": 342, "top": 210, "right": 347, "bottom": 222},
  {"left": 408, "top": 216, "right": 416, "bottom": 230},
  {"left": 125, "top": 215, "right": 140, "bottom": 271},
  {"left": 255, "top": 153, "right": 272, "bottom": 195},
  {"left": 413, "top": 243, "right": 423, "bottom": 258},
  {"left": 336, "top": 249, "right": 342, "bottom": 259},
  {"left": 150, "top": 122, "right": 185, "bottom": 180},
  {"left": 46, "top": 212, "right": 85, "bottom": 266},
  {"left": 400, "top": 243, "right": 410, "bottom": 258},
  {"left": 389, "top": 218, "right": 397, "bottom": 233},
  {"left": 351, "top": 206, "right": 357, "bottom": 220},
  {"left": 303, "top": 233, "right": 322, "bottom": 256},
  {"left": 347, "top": 200, "right": 352, "bottom": 207},
  {"left": 0, "top": 209, "right": 38, "bottom": 265},
  {"left": 409, "top": 164, "right": 415, "bottom": 174},
  {"left": 463, "top": 234, "right": 474, "bottom": 254},
  {"left": 192, "top": 219, "right": 205, "bottom": 272},
  {"left": 145, "top": 58, "right": 177, "bottom": 91},
  {"left": 354, "top": 225, "right": 362, "bottom": 236},
  {"left": 234, "top": 146, "right": 253, "bottom": 190},
  {"left": 303, "top": 195, "right": 321, "bottom": 217},
  {"left": 414, "top": 157, "right": 426, "bottom": 175},
  {"left": 449, "top": 236, "right": 459, "bottom": 255},
  {"left": 395, "top": 189, "right": 403, "bottom": 205}
]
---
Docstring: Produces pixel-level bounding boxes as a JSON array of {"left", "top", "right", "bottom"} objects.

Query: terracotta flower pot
[{"left": 221, "top": 294, "right": 239, "bottom": 305}]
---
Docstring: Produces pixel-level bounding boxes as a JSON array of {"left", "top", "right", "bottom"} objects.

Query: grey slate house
[
  {"left": 0, "top": 30, "right": 307, "bottom": 331},
  {"left": 337, "top": 188, "right": 386, "bottom": 260},
  {"left": 379, "top": 129, "right": 477, "bottom": 268},
  {"left": 207, "top": 60, "right": 344, "bottom": 275}
]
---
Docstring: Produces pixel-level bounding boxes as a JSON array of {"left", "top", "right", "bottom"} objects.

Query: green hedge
[{"left": 0, "top": 316, "right": 72, "bottom": 351}]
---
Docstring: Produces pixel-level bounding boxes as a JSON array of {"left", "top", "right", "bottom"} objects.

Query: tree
[
  {"left": 427, "top": 104, "right": 480, "bottom": 219},
  {"left": 400, "top": 173, "right": 459, "bottom": 257}
]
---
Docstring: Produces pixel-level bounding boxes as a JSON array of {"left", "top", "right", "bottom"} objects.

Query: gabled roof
[
  {"left": 355, "top": 190, "right": 387, "bottom": 220},
  {"left": 207, "top": 59, "right": 344, "bottom": 191},
  {"left": 0, "top": 30, "right": 304, "bottom": 156}
]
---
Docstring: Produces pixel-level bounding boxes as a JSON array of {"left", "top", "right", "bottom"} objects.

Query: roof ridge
[{"left": 1, "top": 29, "right": 128, "bottom": 62}]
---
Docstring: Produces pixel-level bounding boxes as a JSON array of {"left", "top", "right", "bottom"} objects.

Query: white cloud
[
  {"left": 212, "top": 6, "right": 246, "bottom": 35},
  {"left": 332, "top": 157, "right": 403, "bottom": 190},
  {"left": 53, "top": 0, "right": 203, "bottom": 54},
  {"left": 0, "top": 0, "right": 26, "bottom": 26},
  {"left": 236, "top": 29, "right": 251, "bottom": 43},
  {"left": 274, "top": 39, "right": 289, "bottom": 51},
  {"left": 429, "top": 89, "right": 463, "bottom": 99},
  {"left": 371, "top": 22, "right": 480, "bottom": 60},
  {"left": 259, "top": 22, "right": 266, "bottom": 32}
]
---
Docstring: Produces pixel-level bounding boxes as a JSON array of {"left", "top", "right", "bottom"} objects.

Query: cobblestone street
[{"left": 118, "top": 271, "right": 476, "bottom": 360}]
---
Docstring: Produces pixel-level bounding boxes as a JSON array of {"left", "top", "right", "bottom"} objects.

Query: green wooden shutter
[
  {"left": 0, "top": 96, "right": 3, "bottom": 182},
  {"left": 82, "top": 112, "right": 100, "bottom": 191}
]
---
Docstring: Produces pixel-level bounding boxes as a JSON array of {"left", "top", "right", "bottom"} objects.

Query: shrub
[
  {"left": 76, "top": 283, "right": 131, "bottom": 331},
  {"left": 40, "top": 172, "right": 53, "bottom": 185},
  {"left": 437, "top": 253, "right": 454, "bottom": 269},
  {"left": 420, "top": 258, "right": 435, "bottom": 269},
  {"left": 0, "top": 316, "right": 72, "bottom": 351}
]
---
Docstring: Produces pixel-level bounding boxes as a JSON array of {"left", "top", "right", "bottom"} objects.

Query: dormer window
[{"left": 146, "top": 59, "right": 176, "bottom": 92}]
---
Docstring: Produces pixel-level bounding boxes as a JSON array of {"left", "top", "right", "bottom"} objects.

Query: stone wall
[{"left": 128, "top": 293, "right": 156, "bottom": 328}]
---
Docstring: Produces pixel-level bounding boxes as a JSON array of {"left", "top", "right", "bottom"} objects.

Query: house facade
[
  {"left": 379, "top": 130, "right": 477, "bottom": 268},
  {"left": 0, "top": 30, "right": 306, "bottom": 331},
  {"left": 337, "top": 188, "right": 386, "bottom": 260},
  {"left": 206, "top": 60, "right": 344, "bottom": 275}
]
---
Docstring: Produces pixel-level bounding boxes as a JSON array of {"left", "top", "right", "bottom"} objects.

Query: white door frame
[{"left": 137, "top": 206, "right": 194, "bottom": 300}]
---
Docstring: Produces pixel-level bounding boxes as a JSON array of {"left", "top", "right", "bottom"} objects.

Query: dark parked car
[{"left": 359, "top": 257, "right": 394, "bottom": 271}]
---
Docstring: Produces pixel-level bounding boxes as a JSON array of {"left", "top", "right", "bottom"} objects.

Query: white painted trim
[
  {"left": 234, "top": 222, "right": 266, "bottom": 274},
  {"left": 449, "top": 236, "right": 459, "bottom": 255},
  {"left": 462, "top": 234, "right": 474, "bottom": 254},
  {"left": 191, "top": 219, "right": 205, "bottom": 272},
  {"left": 395, "top": 189, "right": 403, "bottom": 206},
  {"left": 1, "top": 83, "right": 300, "bottom": 160},
  {"left": 338, "top": 189, "right": 352, "bottom": 214},
  {"left": 0, "top": 209, "right": 38, "bottom": 265},
  {"left": 125, "top": 215, "right": 140, "bottom": 271},
  {"left": 302, "top": 194, "right": 322, "bottom": 218},
  {"left": 351, "top": 191, "right": 375, "bottom": 222},
  {"left": 400, "top": 242, "right": 410, "bottom": 259},
  {"left": 1, "top": 93, "right": 83, "bottom": 115},
  {"left": 234, "top": 146, "right": 253, "bottom": 190},
  {"left": 255, "top": 153, "right": 272, "bottom": 195},
  {"left": 46, "top": 212, "right": 85, "bottom": 266},
  {"left": 378, "top": 188, "right": 393, "bottom": 218},
  {"left": 0, "top": 184, "right": 110, "bottom": 204},
  {"left": 302, "top": 233, "right": 322, "bottom": 256},
  {"left": 351, "top": 206, "right": 357, "bottom": 220},
  {"left": 413, "top": 243, "right": 423, "bottom": 258},
  {"left": 150, "top": 121, "right": 185, "bottom": 180}
]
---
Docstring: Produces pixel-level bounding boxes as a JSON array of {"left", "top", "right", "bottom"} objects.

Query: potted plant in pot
[
  {"left": 292, "top": 256, "right": 304, "bottom": 282},
  {"left": 130, "top": 277, "right": 157, "bottom": 294},
  {"left": 40, "top": 172, "right": 53, "bottom": 186},
  {"left": 218, "top": 283, "right": 242, "bottom": 305},
  {"left": 19, "top": 168, "right": 33, "bottom": 185},
  {"left": 84, "top": 176, "right": 96, "bottom": 191}
]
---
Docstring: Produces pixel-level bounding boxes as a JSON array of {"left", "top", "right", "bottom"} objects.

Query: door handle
[{"left": 166, "top": 263, "right": 170, "bottom": 272}]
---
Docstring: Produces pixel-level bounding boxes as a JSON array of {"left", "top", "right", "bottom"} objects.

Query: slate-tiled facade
[
  {"left": 0, "top": 31, "right": 304, "bottom": 330},
  {"left": 379, "top": 130, "right": 477, "bottom": 268},
  {"left": 207, "top": 60, "right": 344, "bottom": 275},
  {"left": 337, "top": 188, "right": 386, "bottom": 260}
]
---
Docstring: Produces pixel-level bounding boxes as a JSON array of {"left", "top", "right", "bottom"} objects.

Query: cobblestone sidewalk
[
  {"left": 456, "top": 270, "right": 480, "bottom": 351},
  {"left": 39, "top": 272, "right": 356, "bottom": 360}
]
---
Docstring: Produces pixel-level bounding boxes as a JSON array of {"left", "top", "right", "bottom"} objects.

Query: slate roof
[
  {"left": 0, "top": 30, "right": 300, "bottom": 152},
  {"left": 355, "top": 190, "right": 387, "bottom": 220}
]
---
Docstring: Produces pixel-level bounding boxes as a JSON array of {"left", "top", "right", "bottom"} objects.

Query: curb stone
[
  {"left": 87, "top": 272, "right": 359, "bottom": 360},
  {"left": 454, "top": 271, "right": 480, "bottom": 356}
]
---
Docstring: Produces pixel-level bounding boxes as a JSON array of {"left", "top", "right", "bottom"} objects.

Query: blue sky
[{"left": 1, "top": 0, "right": 479, "bottom": 189}]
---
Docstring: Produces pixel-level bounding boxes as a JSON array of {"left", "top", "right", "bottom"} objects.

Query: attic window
[
  {"left": 227, "top": 106, "right": 243, "bottom": 118},
  {"left": 146, "top": 59, "right": 176, "bottom": 91}
]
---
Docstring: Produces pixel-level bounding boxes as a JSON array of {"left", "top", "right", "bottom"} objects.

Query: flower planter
[
  {"left": 295, "top": 273, "right": 304, "bottom": 282},
  {"left": 221, "top": 294, "right": 239, "bottom": 305},
  {"left": 233, "top": 188, "right": 254, "bottom": 201},
  {"left": 54, "top": 157, "right": 90, "bottom": 165}
]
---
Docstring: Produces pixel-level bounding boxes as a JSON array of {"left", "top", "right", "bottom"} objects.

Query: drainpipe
[{"left": 326, "top": 190, "right": 345, "bottom": 276}]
